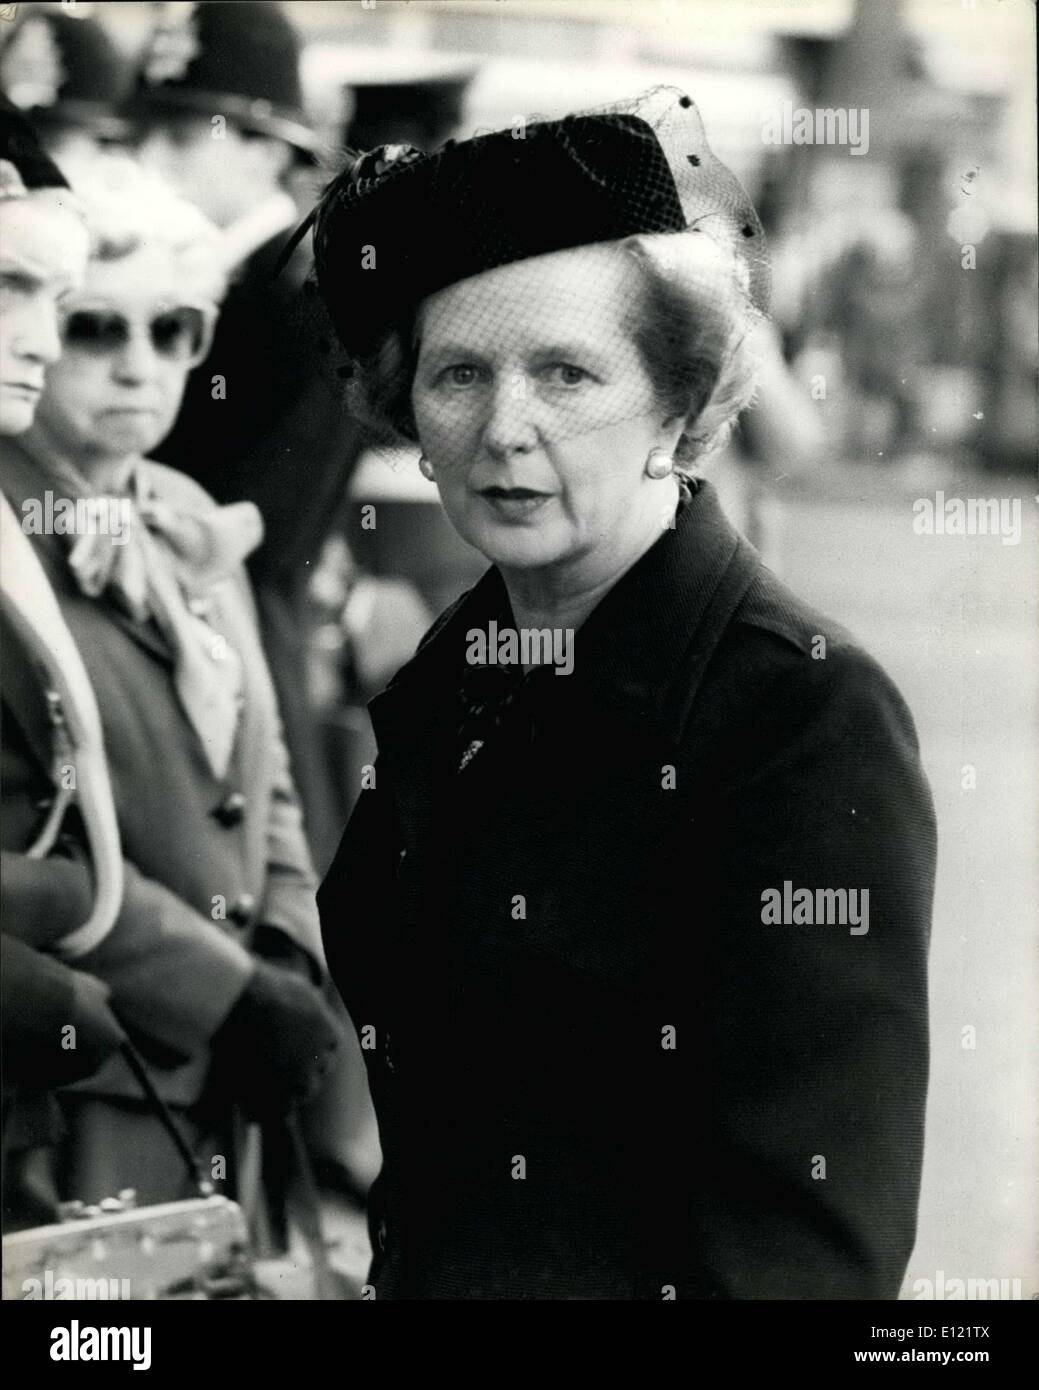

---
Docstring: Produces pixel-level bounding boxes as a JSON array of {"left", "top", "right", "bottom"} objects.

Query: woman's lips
[
  {"left": 100, "top": 406, "right": 160, "bottom": 419},
  {"left": 476, "top": 486, "right": 554, "bottom": 520}
]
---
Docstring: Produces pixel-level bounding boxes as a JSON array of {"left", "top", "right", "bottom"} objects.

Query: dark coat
[{"left": 318, "top": 480, "right": 936, "bottom": 1300}]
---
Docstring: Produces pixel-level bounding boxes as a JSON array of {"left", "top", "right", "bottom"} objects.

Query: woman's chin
[
  {"left": 462, "top": 518, "right": 572, "bottom": 571},
  {"left": 96, "top": 421, "right": 163, "bottom": 459},
  {"left": 0, "top": 397, "right": 35, "bottom": 437}
]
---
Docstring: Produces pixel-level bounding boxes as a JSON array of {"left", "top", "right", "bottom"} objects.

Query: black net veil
[{"left": 304, "top": 86, "right": 771, "bottom": 482}]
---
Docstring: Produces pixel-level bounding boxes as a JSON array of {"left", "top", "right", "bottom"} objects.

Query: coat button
[
  {"left": 213, "top": 791, "right": 247, "bottom": 827},
  {"left": 384, "top": 1030, "right": 396, "bottom": 1074},
  {"left": 376, "top": 1217, "right": 388, "bottom": 1253},
  {"left": 227, "top": 893, "right": 256, "bottom": 928}
]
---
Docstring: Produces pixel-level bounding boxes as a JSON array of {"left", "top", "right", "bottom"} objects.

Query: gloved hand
[
  {"left": 1, "top": 936, "right": 128, "bottom": 1088},
  {"left": 68, "top": 969, "right": 129, "bottom": 1076},
  {"left": 212, "top": 958, "right": 342, "bottom": 1119}
]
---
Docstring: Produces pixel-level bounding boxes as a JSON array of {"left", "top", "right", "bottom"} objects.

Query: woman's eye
[
  {"left": 440, "top": 363, "right": 480, "bottom": 387},
  {"left": 544, "top": 363, "right": 591, "bottom": 387},
  {"left": 0, "top": 271, "right": 35, "bottom": 298}
]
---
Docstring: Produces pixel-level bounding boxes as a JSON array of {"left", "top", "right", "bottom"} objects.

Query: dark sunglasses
[{"left": 60, "top": 305, "right": 215, "bottom": 366}]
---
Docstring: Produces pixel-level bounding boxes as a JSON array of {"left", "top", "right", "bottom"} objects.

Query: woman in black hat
[{"left": 313, "top": 89, "right": 936, "bottom": 1300}]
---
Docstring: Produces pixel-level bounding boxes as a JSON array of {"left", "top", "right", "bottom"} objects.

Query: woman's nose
[
  {"left": 17, "top": 301, "right": 63, "bottom": 368},
  {"left": 481, "top": 377, "right": 538, "bottom": 457},
  {"left": 111, "top": 330, "right": 157, "bottom": 383}
]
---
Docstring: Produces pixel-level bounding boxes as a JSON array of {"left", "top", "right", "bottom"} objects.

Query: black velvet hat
[
  {"left": 126, "top": 0, "right": 318, "bottom": 160},
  {"left": 0, "top": 91, "right": 68, "bottom": 195},
  {"left": 311, "top": 87, "right": 769, "bottom": 362}
]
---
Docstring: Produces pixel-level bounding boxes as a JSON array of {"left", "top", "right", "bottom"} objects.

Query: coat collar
[
  {"left": 369, "top": 480, "right": 762, "bottom": 758},
  {"left": 1, "top": 438, "right": 173, "bottom": 665}
]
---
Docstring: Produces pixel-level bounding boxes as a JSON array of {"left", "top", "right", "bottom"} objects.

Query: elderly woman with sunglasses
[
  {"left": 312, "top": 90, "right": 936, "bottom": 1300},
  {"left": 0, "top": 155, "right": 342, "bottom": 1214}
]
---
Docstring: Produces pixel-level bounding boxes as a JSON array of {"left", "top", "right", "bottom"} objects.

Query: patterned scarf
[{"left": 27, "top": 451, "right": 262, "bottom": 780}]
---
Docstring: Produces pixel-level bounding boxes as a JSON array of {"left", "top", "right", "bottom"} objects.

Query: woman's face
[
  {"left": 33, "top": 243, "right": 204, "bottom": 467},
  {"left": 0, "top": 195, "right": 87, "bottom": 436},
  {"left": 411, "top": 245, "right": 675, "bottom": 577}
]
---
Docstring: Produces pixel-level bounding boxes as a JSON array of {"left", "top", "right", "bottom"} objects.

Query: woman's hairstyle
[
  {"left": 58, "top": 153, "right": 227, "bottom": 305},
  {"left": 338, "top": 227, "right": 765, "bottom": 474},
  {"left": 621, "top": 229, "right": 766, "bottom": 472}
]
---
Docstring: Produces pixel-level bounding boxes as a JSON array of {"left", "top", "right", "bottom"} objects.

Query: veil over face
[
  {"left": 307, "top": 86, "right": 770, "bottom": 471},
  {"left": 411, "top": 243, "right": 683, "bottom": 575}
]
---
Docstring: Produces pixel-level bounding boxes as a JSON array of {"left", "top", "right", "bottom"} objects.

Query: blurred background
[{"left": 3, "top": 0, "right": 1035, "bottom": 1298}]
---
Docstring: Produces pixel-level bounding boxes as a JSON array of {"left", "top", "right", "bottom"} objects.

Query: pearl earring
[
  {"left": 418, "top": 454, "right": 435, "bottom": 481},
  {"left": 645, "top": 447, "right": 673, "bottom": 479}
]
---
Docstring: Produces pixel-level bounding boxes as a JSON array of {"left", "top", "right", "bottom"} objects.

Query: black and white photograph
[{"left": 0, "top": 0, "right": 1035, "bottom": 1357}]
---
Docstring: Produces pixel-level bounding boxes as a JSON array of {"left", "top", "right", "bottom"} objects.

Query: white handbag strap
[{"left": 0, "top": 488, "right": 123, "bottom": 957}]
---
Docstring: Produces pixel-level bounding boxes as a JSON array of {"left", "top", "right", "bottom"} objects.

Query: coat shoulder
[
  {"left": 732, "top": 562, "right": 858, "bottom": 662},
  {"left": 727, "top": 562, "right": 896, "bottom": 699},
  {"left": 686, "top": 559, "right": 923, "bottom": 760}
]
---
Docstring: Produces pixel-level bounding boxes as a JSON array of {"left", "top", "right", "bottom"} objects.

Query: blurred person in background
[
  {"left": 0, "top": 153, "right": 343, "bottom": 1221},
  {"left": 312, "top": 90, "right": 936, "bottom": 1299},
  {"left": 713, "top": 316, "right": 826, "bottom": 563},
  {"left": 0, "top": 93, "right": 126, "bottom": 1229},
  {"left": 124, "top": 1, "right": 387, "bottom": 1210},
  {"left": 0, "top": 4, "right": 132, "bottom": 172},
  {"left": 820, "top": 207, "right": 929, "bottom": 460},
  {"left": 124, "top": 0, "right": 362, "bottom": 873}
]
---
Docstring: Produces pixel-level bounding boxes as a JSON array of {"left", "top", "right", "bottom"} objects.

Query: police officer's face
[
  {"left": 32, "top": 244, "right": 207, "bottom": 467},
  {"left": 136, "top": 116, "right": 287, "bottom": 228},
  {"left": 0, "top": 194, "right": 87, "bottom": 436}
]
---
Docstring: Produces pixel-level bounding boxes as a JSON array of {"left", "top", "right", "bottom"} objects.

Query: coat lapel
[{"left": 565, "top": 481, "right": 762, "bottom": 742}]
